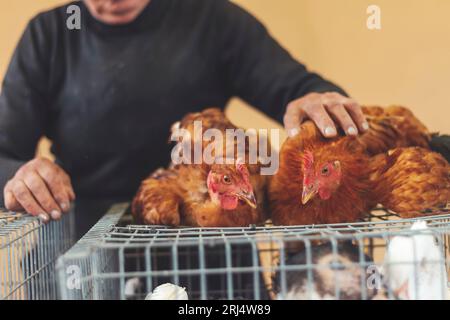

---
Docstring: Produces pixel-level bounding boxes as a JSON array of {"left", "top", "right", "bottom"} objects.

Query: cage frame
[
  {"left": 0, "top": 208, "right": 74, "bottom": 300},
  {"left": 57, "top": 203, "right": 450, "bottom": 300}
]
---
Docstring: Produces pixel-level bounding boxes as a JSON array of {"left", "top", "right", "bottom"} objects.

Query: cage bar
[
  {"left": 0, "top": 208, "right": 74, "bottom": 300},
  {"left": 57, "top": 203, "right": 450, "bottom": 300}
]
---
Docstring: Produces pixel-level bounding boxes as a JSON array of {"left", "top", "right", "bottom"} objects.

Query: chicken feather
[
  {"left": 132, "top": 108, "right": 268, "bottom": 227},
  {"left": 269, "top": 105, "right": 449, "bottom": 225}
]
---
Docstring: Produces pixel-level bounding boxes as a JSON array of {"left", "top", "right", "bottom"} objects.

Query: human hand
[
  {"left": 283, "top": 92, "right": 369, "bottom": 138},
  {"left": 4, "top": 158, "right": 75, "bottom": 222}
]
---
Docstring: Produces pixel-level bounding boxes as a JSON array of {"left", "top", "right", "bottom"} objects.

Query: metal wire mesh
[
  {"left": 57, "top": 203, "right": 450, "bottom": 300},
  {"left": 0, "top": 209, "right": 74, "bottom": 300}
]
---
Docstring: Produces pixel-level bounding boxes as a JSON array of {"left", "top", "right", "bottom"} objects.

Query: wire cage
[
  {"left": 57, "top": 203, "right": 450, "bottom": 300},
  {"left": 0, "top": 208, "right": 74, "bottom": 300}
]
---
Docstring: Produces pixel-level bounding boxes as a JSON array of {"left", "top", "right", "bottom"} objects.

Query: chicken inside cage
[
  {"left": 57, "top": 203, "right": 450, "bottom": 300},
  {"left": 270, "top": 222, "right": 449, "bottom": 300}
]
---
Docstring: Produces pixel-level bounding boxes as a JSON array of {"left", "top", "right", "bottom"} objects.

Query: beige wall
[{"left": 0, "top": 0, "right": 449, "bottom": 138}]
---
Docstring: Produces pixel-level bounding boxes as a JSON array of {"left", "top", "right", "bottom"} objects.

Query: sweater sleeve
[
  {"left": 0, "top": 15, "right": 50, "bottom": 204},
  {"left": 216, "top": 0, "right": 347, "bottom": 122}
]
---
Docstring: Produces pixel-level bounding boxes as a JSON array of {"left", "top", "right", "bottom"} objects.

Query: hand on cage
[{"left": 3, "top": 157, "right": 75, "bottom": 222}]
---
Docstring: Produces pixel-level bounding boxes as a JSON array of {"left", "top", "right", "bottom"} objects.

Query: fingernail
[
  {"left": 324, "top": 126, "right": 336, "bottom": 137},
  {"left": 51, "top": 210, "right": 61, "bottom": 220},
  {"left": 362, "top": 122, "right": 369, "bottom": 131},
  {"left": 288, "top": 128, "right": 300, "bottom": 137},
  {"left": 60, "top": 202, "right": 69, "bottom": 212},
  {"left": 347, "top": 126, "right": 358, "bottom": 136},
  {"left": 38, "top": 213, "right": 49, "bottom": 223}
]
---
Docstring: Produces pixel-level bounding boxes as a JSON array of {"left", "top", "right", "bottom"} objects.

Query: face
[
  {"left": 207, "top": 162, "right": 257, "bottom": 210},
  {"left": 301, "top": 151, "right": 342, "bottom": 204},
  {"left": 84, "top": 0, "right": 151, "bottom": 25}
]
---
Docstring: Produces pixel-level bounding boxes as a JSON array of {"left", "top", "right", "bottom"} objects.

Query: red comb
[{"left": 236, "top": 160, "right": 250, "bottom": 179}]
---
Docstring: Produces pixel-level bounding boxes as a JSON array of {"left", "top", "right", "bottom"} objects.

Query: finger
[
  {"left": 68, "top": 188, "right": 76, "bottom": 201},
  {"left": 4, "top": 187, "right": 22, "bottom": 211},
  {"left": 343, "top": 100, "right": 369, "bottom": 132},
  {"left": 23, "top": 171, "right": 62, "bottom": 220},
  {"left": 283, "top": 102, "right": 307, "bottom": 137},
  {"left": 326, "top": 104, "right": 358, "bottom": 136},
  {"left": 11, "top": 180, "right": 49, "bottom": 223},
  {"left": 63, "top": 174, "right": 76, "bottom": 202},
  {"left": 36, "top": 166, "right": 70, "bottom": 213},
  {"left": 57, "top": 172, "right": 75, "bottom": 212},
  {"left": 60, "top": 190, "right": 74, "bottom": 213},
  {"left": 304, "top": 104, "right": 337, "bottom": 137}
]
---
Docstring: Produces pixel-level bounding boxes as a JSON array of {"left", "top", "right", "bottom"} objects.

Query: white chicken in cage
[
  {"left": 145, "top": 283, "right": 188, "bottom": 300},
  {"left": 383, "top": 221, "right": 449, "bottom": 300},
  {"left": 124, "top": 278, "right": 189, "bottom": 300}
]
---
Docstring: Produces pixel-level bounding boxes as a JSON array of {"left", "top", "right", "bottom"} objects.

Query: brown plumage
[
  {"left": 269, "top": 121, "right": 374, "bottom": 225},
  {"left": 132, "top": 163, "right": 266, "bottom": 227},
  {"left": 132, "top": 108, "right": 268, "bottom": 227},
  {"left": 359, "top": 105, "right": 430, "bottom": 155},
  {"left": 269, "top": 105, "right": 449, "bottom": 226},
  {"left": 170, "top": 107, "right": 268, "bottom": 172},
  {"left": 370, "top": 147, "right": 450, "bottom": 217},
  {"left": 171, "top": 107, "right": 237, "bottom": 143}
]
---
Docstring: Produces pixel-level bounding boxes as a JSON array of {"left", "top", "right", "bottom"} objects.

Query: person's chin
[{"left": 99, "top": 12, "right": 141, "bottom": 25}]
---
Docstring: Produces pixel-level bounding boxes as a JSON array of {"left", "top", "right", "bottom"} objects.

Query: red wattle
[{"left": 220, "top": 195, "right": 238, "bottom": 210}]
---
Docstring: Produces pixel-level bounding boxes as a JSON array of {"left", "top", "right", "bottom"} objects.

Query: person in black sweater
[{"left": 0, "top": 0, "right": 368, "bottom": 236}]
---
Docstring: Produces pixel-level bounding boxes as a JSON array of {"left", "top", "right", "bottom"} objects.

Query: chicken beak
[
  {"left": 301, "top": 186, "right": 317, "bottom": 205},
  {"left": 237, "top": 191, "right": 257, "bottom": 209}
]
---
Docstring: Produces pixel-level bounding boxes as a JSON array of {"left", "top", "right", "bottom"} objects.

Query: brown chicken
[
  {"left": 370, "top": 147, "right": 450, "bottom": 216},
  {"left": 269, "top": 121, "right": 374, "bottom": 225},
  {"left": 132, "top": 108, "right": 268, "bottom": 227},
  {"left": 269, "top": 105, "right": 450, "bottom": 225},
  {"left": 358, "top": 105, "right": 430, "bottom": 155}
]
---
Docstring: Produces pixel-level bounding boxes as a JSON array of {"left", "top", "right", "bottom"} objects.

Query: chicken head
[
  {"left": 301, "top": 150, "right": 342, "bottom": 204},
  {"left": 206, "top": 161, "right": 257, "bottom": 210}
]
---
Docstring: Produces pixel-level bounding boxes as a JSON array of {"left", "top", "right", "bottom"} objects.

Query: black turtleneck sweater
[{"left": 0, "top": 0, "right": 345, "bottom": 234}]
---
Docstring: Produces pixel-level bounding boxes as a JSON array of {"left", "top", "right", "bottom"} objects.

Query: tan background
[
  {"left": 0, "top": 0, "right": 449, "bottom": 157},
  {"left": 0, "top": 1, "right": 449, "bottom": 297}
]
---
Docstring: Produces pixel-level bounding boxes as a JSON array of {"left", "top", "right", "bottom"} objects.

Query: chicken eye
[
  {"left": 321, "top": 166, "right": 330, "bottom": 176},
  {"left": 222, "top": 175, "right": 232, "bottom": 184}
]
